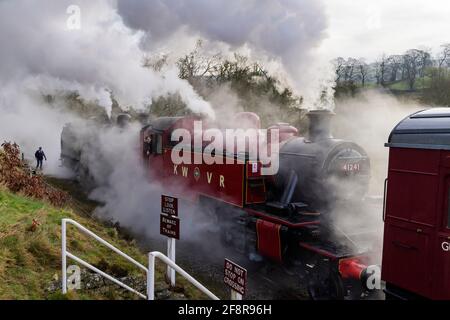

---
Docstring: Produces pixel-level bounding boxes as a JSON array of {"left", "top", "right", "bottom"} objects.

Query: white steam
[
  {"left": 0, "top": 0, "right": 214, "bottom": 175},
  {"left": 117, "top": 0, "right": 334, "bottom": 109},
  {"left": 0, "top": 81, "right": 77, "bottom": 176},
  {"left": 331, "top": 90, "right": 425, "bottom": 257},
  {"left": 334, "top": 90, "right": 424, "bottom": 195},
  {"left": 69, "top": 123, "right": 220, "bottom": 246}
]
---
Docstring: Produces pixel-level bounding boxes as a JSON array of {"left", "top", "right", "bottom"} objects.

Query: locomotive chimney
[{"left": 306, "top": 110, "right": 335, "bottom": 142}]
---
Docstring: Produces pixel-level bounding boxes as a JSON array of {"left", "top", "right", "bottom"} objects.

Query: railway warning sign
[
  {"left": 160, "top": 214, "right": 180, "bottom": 240},
  {"left": 224, "top": 259, "right": 247, "bottom": 296},
  {"left": 161, "top": 195, "right": 178, "bottom": 216}
]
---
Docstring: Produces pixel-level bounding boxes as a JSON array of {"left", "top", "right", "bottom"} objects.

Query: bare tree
[
  {"left": 142, "top": 54, "right": 168, "bottom": 72},
  {"left": 343, "top": 58, "right": 358, "bottom": 83},
  {"left": 375, "top": 54, "right": 388, "bottom": 86},
  {"left": 177, "top": 39, "right": 222, "bottom": 81},
  {"left": 438, "top": 43, "right": 450, "bottom": 74},
  {"left": 333, "top": 57, "right": 346, "bottom": 82},
  {"left": 417, "top": 47, "right": 432, "bottom": 78},
  {"left": 356, "top": 59, "right": 369, "bottom": 87},
  {"left": 403, "top": 49, "right": 422, "bottom": 90},
  {"left": 387, "top": 55, "right": 403, "bottom": 82}
]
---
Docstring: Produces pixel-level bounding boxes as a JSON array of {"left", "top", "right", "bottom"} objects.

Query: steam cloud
[
  {"left": 67, "top": 121, "right": 220, "bottom": 247},
  {"left": 0, "top": 1, "right": 425, "bottom": 268},
  {"left": 0, "top": 0, "right": 331, "bottom": 248},
  {"left": 330, "top": 90, "right": 424, "bottom": 258},
  {"left": 0, "top": 0, "right": 335, "bottom": 174},
  {"left": 117, "top": 0, "right": 334, "bottom": 109}
]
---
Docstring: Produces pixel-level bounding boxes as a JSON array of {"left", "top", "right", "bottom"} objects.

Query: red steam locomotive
[
  {"left": 61, "top": 106, "right": 450, "bottom": 299},
  {"left": 139, "top": 110, "right": 378, "bottom": 299}
]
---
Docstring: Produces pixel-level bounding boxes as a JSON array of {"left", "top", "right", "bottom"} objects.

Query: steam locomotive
[
  {"left": 61, "top": 110, "right": 379, "bottom": 299},
  {"left": 140, "top": 110, "right": 378, "bottom": 299}
]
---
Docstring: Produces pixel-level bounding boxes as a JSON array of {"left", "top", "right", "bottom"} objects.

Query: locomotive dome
[{"left": 387, "top": 108, "right": 450, "bottom": 150}]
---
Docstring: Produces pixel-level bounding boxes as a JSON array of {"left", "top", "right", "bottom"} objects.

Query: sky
[{"left": 320, "top": 0, "right": 450, "bottom": 61}]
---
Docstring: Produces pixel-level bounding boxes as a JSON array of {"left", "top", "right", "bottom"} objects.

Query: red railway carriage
[
  {"left": 140, "top": 111, "right": 378, "bottom": 299},
  {"left": 383, "top": 108, "right": 450, "bottom": 299}
]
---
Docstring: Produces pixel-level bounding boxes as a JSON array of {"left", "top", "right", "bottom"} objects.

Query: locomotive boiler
[{"left": 274, "top": 110, "right": 370, "bottom": 212}]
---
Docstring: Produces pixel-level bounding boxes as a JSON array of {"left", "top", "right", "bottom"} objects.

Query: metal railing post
[
  {"left": 171, "top": 239, "right": 176, "bottom": 287},
  {"left": 150, "top": 251, "right": 219, "bottom": 300},
  {"left": 231, "top": 290, "right": 243, "bottom": 300},
  {"left": 60, "top": 218, "right": 218, "bottom": 300},
  {"left": 166, "top": 238, "right": 171, "bottom": 284},
  {"left": 62, "top": 219, "right": 67, "bottom": 294},
  {"left": 148, "top": 253, "right": 155, "bottom": 300},
  {"left": 167, "top": 238, "right": 176, "bottom": 287},
  {"left": 61, "top": 218, "right": 148, "bottom": 299}
]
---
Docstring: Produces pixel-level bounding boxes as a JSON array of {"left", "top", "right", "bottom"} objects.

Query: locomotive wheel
[{"left": 307, "top": 270, "right": 345, "bottom": 300}]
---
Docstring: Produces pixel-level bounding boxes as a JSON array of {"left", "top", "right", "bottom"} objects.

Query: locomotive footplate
[
  {"left": 245, "top": 204, "right": 320, "bottom": 229},
  {"left": 299, "top": 240, "right": 363, "bottom": 260}
]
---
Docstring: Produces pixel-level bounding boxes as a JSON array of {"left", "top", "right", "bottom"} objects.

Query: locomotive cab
[{"left": 382, "top": 108, "right": 450, "bottom": 299}]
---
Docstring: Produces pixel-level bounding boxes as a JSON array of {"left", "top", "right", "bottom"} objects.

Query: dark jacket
[{"left": 35, "top": 150, "right": 46, "bottom": 161}]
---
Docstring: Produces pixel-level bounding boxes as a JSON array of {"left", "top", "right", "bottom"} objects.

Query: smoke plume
[
  {"left": 1, "top": 0, "right": 405, "bottom": 263},
  {"left": 0, "top": 0, "right": 214, "bottom": 175},
  {"left": 330, "top": 90, "right": 424, "bottom": 256},
  {"left": 117, "top": 0, "right": 334, "bottom": 109},
  {"left": 334, "top": 90, "right": 423, "bottom": 195}
]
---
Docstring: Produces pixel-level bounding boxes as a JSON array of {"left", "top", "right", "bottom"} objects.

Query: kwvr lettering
[
  {"left": 207, "top": 172, "right": 212, "bottom": 184},
  {"left": 172, "top": 166, "right": 225, "bottom": 189}
]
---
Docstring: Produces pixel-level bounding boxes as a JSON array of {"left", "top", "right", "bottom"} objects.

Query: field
[{"left": 387, "top": 77, "right": 432, "bottom": 91}]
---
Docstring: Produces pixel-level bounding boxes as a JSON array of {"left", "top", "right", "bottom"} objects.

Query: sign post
[
  {"left": 167, "top": 237, "right": 175, "bottom": 287},
  {"left": 224, "top": 258, "right": 247, "bottom": 300},
  {"left": 160, "top": 195, "right": 179, "bottom": 287}
]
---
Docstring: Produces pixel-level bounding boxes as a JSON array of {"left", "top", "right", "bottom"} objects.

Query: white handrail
[
  {"left": 66, "top": 251, "right": 146, "bottom": 299},
  {"left": 62, "top": 218, "right": 147, "bottom": 299},
  {"left": 62, "top": 218, "right": 220, "bottom": 300},
  {"left": 148, "top": 251, "right": 220, "bottom": 300},
  {"left": 62, "top": 219, "right": 147, "bottom": 271}
]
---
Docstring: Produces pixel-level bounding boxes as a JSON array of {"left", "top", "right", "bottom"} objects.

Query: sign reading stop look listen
[
  {"left": 160, "top": 195, "right": 179, "bottom": 287},
  {"left": 161, "top": 195, "right": 178, "bottom": 216},
  {"left": 160, "top": 195, "right": 180, "bottom": 239}
]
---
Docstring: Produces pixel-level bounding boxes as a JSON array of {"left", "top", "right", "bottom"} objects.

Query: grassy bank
[
  {"left": 0, "top": 142, "right": 208, "bottom": 300},
  {"left": 0, "top": 186, "right": 209, "bottom": 300},
  {"left": 0, "top": 187, "right": 153, "bottom": 299}
]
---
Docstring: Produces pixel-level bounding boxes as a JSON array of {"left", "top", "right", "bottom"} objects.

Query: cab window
[
  {"left": 143, "top": 135, "right": 153, "bottom": 156},
  {"left": 154, "top": 134, "right": 163, "bottom": 154}
]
